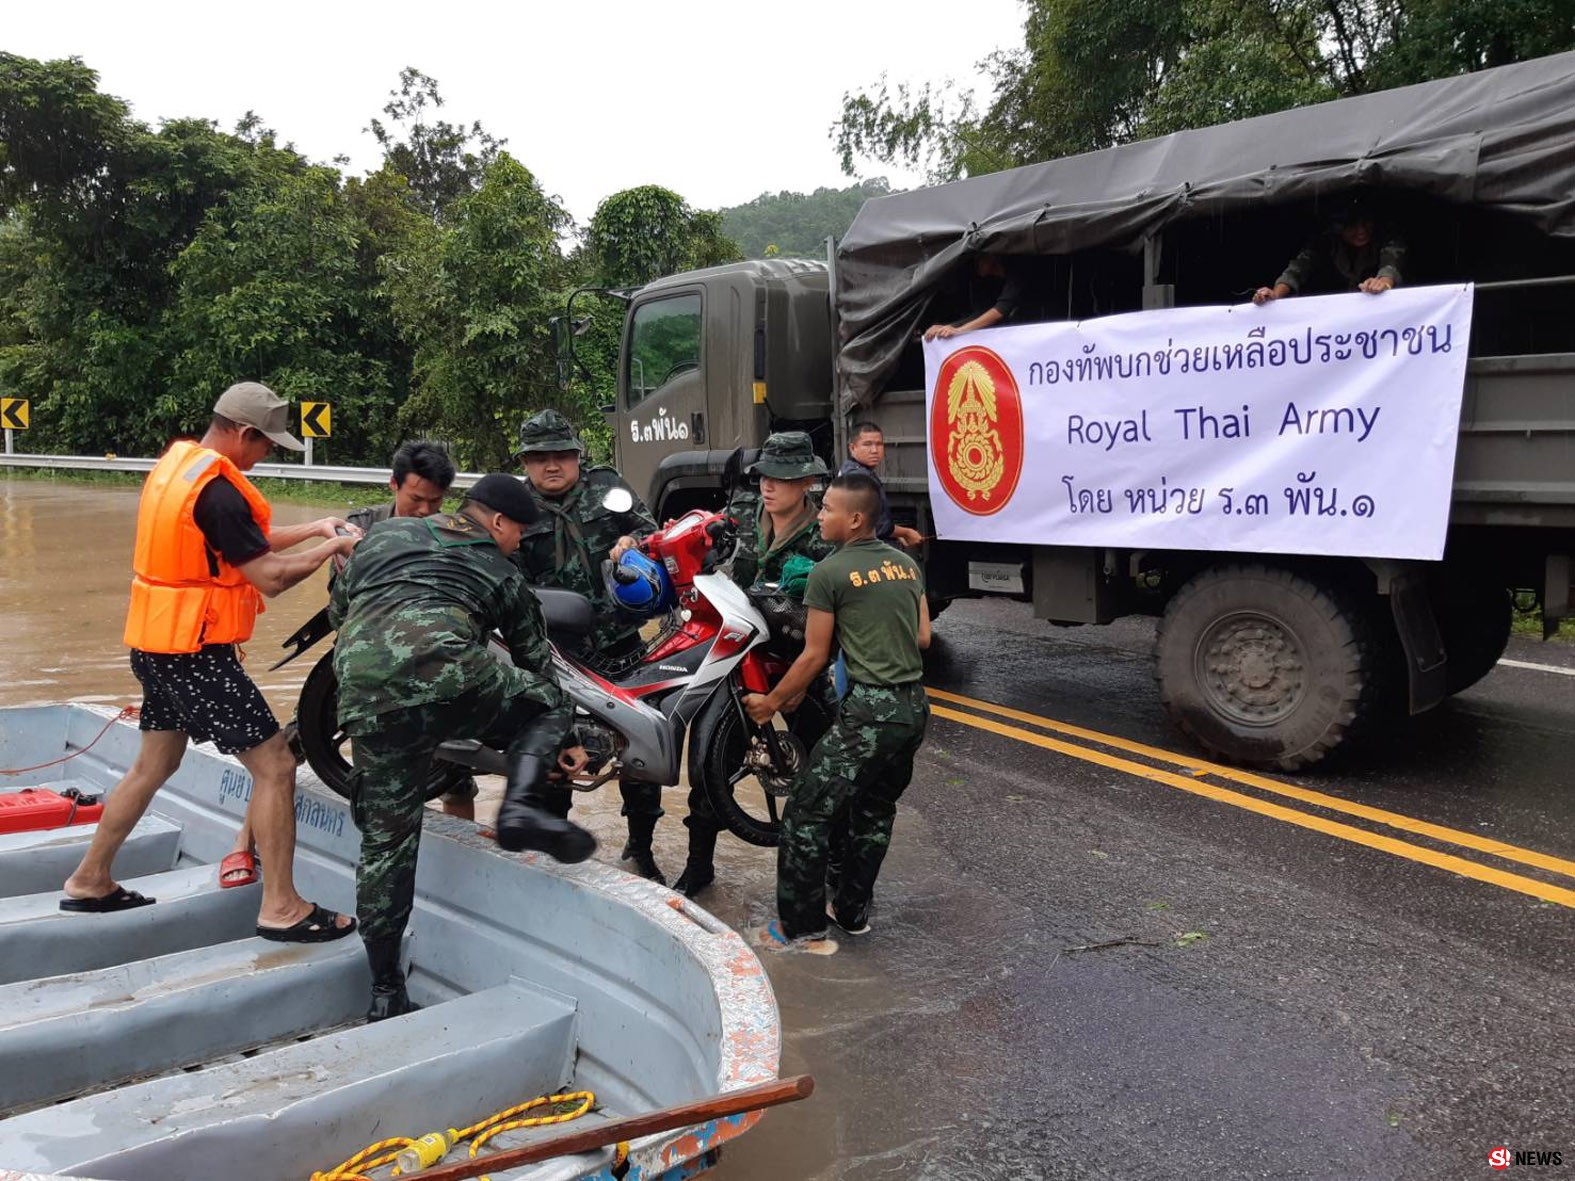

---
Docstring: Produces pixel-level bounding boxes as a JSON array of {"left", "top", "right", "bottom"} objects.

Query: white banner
[{"left": 922, "top": 284, "right": 1473, "bottom": 561}]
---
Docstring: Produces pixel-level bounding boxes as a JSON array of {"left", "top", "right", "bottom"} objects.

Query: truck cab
[{"left": 614, "top": 259, "right": 833, "bottom": 518}]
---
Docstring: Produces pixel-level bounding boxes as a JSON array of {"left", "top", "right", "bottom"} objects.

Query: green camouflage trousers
[
  {"left": 777, "top": 681, "right": 929, "bottom": 937},
  {"left": 350, "top": 687, "right": 571, "bottom": 942}
]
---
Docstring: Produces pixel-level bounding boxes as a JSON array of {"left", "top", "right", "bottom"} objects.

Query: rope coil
[{"left": 312, "top": 1090, "right": 597, "bottom": 1181}]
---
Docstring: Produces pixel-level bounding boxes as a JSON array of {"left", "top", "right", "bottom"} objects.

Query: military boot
[
  {"left": 620, "top": 813, "right": 666, "bottom": 885},
  {"left": 673, "top": 823, "right": 717, "bottom": 898},
  {"left": 495, "top": 751, "right": 597, "bottom": 863},
  {"left": 364, "top": 936, "right": 417, "bottom": 1023}
]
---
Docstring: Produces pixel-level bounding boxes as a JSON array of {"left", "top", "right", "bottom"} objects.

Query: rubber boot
[
  {"left": 620, "top": 813, "right": 666, "bottom": 885},
  {"left": 495, "top": 751, "right": 597, "bottom": 863},
  {"left": 364, "top": 936, "right": 416, "bottom": 1023},
  {"left": 673, "top": 823, "right": 718, "bottom": 899}
]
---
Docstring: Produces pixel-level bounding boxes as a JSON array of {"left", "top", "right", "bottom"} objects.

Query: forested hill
[{"left": 720, "top": 179, "right": 896, "bottom": 259}]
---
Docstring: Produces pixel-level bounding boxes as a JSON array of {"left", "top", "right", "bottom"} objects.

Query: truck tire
[
  {"left": 1432, "top": 575, "right": 1512, "bottom": 696},
  {"left": 1155, "top": 564, "right": 1384, "bottom": 770}
]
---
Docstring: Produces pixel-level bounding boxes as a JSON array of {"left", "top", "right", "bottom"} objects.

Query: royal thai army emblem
[{"left": 929, "top": 346, "right": 1024, "bottom": 516}]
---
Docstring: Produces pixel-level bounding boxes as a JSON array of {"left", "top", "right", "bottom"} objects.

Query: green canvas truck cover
[{"left": 834, "top": 50, "right": 1575, "bottom": 410}]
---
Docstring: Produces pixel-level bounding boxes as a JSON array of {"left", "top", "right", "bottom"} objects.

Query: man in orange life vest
[{"left": 61, "top": 382, "right": 360, "bottom": 943}]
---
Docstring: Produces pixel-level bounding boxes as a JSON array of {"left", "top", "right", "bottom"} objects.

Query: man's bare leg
[
  {"left": 63, "top": 730, "right": 187, "bottom": 900},
  {"left": 440, "top": 797, "right": 475, "bottom": 821},
  {"left": 239, "top": 732, "right": 351, "bottom": 932}
]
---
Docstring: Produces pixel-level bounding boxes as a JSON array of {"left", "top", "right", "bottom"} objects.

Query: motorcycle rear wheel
[
  {"left": 691, "top": 684, "right": 834, "bottom": 847},
  {"left": 296, "top": 649, "right": 465, "bottom": 803}
]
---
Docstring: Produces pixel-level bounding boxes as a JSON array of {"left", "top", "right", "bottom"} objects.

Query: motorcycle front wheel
[
  {"left": 690, "top": 682, "right": 834, "bottom": 847},
  {"left": 296, "top": 648, "right": 465, "bottom": 803}
]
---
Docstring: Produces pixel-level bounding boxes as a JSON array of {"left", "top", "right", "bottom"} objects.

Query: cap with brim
[
  {"left": 213, "top": 381, "right": 305, "bottom": 451},
  {"left": 746, "top": 431, "right": 829, "bottom": 480},
  {"left": 465, "top": 473, "right": 539, "bottom": 526}
]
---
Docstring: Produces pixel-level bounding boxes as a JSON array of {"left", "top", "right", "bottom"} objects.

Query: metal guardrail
[{"left": 0, "top": 452, "right": 485, "bottom": 489}]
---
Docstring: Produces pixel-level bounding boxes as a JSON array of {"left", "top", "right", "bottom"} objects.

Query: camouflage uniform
[
  {"left": 330, "top": 513, "right": 570, "bottom": 942},
  {"left": 677, "top": 433, "right": 838, "bottom": 896},
  {"left": 512, "top": 410, "right": 666, "bottom": 861},
  {"left": 345, "top": 500, "right": 395, "bottom": 535},
  {"left": 778, "top": 682, "right": 929, "bottom": 935},
  {"left": 777, "top": 537, "right": 929, "bottom": 938},
  {"left": 342, "top": 501, "right": 479, "bottom": 805}
]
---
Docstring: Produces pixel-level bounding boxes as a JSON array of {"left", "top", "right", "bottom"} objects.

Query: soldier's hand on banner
[{"left": 609, "top": 535, "right": 638, "bottom": 560}]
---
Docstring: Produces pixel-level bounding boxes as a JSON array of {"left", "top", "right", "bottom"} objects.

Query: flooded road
[
  {"left": 5, "top": 476, "right": 1574, "bottom": 1180},
  {"left": 0, "top": 478, "right": 336, "bottom": 718}
]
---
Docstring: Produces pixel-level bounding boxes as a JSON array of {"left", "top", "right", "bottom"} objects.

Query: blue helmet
[{"left": 605, "top": 550, "right": 674, "bottom": 616}]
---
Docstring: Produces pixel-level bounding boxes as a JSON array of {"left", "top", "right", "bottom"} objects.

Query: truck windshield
[{"left": 626, "top": 293, "right": 702, "bottom": 407}]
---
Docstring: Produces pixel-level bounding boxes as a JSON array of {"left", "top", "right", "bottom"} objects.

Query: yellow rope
[
  {"left": 310, "top": 1091, "right": 596, "bottom": 1180},
  {"left": 311, "top": 1135, "right": 415, "bottom": 1180}
]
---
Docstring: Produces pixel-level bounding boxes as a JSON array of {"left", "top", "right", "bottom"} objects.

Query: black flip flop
[
  {"left": 59, "top": 886, "right": 156, "bottom": 913},
  {"left": 256, "top": 902, "right": 356, "bottom": 944}
]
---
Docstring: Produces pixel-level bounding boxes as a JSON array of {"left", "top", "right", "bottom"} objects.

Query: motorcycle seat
[{"left": 535, "top": 588, "right": 596, "bottom": 640}]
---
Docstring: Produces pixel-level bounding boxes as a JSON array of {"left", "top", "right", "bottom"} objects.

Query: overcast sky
[{"left": 7, "top": 0, "right": 1027, "bottom": 227}]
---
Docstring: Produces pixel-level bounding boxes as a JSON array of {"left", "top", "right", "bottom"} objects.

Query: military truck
[{"left": 594, "top": 51, "right": 1575, "bottom": 770}]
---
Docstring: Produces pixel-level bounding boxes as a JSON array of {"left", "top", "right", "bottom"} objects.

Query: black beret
[{"left": 465, "top": 473, "right": 539, "bottom": 525}]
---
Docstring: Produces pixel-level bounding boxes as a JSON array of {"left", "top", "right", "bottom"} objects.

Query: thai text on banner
[{"left": 922, "top": 284, "right": 1473, "bottom": 561}]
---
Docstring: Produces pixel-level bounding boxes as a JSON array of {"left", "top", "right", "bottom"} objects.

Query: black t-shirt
[{"left": 192, "top": 477, "right": 270, "bottom": 573}]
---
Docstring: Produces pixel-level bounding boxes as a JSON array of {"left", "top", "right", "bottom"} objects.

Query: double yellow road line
[{"left": 926, "top": 686, "right": 1575, "bottom": 909}]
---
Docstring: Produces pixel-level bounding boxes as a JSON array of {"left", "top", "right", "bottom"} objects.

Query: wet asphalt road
[
  {"left": 3, "top": 480, "right": 1571, "bottom": 1179},
  {"left": 703, "top": 600, "right": 1575, "bottom": 1181}
]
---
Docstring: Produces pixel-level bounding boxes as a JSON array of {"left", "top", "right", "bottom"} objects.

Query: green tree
[
  {"left": 167, "top": 164, "right": 398, "bottom": 462},
  {"left": 833, "top": 0, "right": 1575, "bottom": 181},
  {"left": 367, "top": 67, "right": 504, "bottom": 224},
  {"left": 384, "top": 154, "right": 571, "bottom": 469},
  {"left": 584, "top": 185, "right": 741, "bottom": 288},
  {"left": 721, "top": 178, "right": 894, "bottom": 258}
]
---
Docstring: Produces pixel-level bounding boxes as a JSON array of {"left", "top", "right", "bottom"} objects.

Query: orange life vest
[{"left": 122, "top": 440, "right": 273, "bottom": 653}]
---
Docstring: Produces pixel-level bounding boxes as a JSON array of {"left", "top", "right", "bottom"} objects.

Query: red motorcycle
[{"left": 281, "top": 504, "right": 828, "bottom": 846}]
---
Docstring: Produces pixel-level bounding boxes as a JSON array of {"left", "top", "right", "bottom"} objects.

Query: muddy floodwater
[
  {"left": 10, "top": 476, "right": 1570, "bottom": 1180},
  {"left": 1, "top": 479, "right": 340, "bottom": 718}
]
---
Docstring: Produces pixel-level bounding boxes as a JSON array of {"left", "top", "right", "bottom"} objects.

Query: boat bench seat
[
  {"left": 0, "top": 934, "right": 368, "bottom": 1113},
  {"left": 0, "top": 863, "right": 259, "bottom": 984},
  {"left": 0, "top": 809, "right": 180, "bottom": 899},
  {"left": 0, "top": 980, "right": 580, "bottom": 1181}
]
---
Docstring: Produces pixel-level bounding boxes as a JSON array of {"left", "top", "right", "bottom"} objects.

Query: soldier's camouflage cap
[
  {"left": 747, "top": 431, "right": 829, "bottom": 480},
  {"left": 513, "top": 408, "right": 584, "bottom": 458}
]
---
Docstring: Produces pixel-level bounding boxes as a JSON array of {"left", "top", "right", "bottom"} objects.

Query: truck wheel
[
  {"left": 1432, "top": 575, "right": 1512, "bottom": 696},
  {"left": 1155, "top": 565, "right": 1383, "bottom": 770}
]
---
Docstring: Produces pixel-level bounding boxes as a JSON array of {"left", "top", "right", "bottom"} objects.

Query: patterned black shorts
[{"left": 130, "top": 645, "right": 280, "bottom": 755}]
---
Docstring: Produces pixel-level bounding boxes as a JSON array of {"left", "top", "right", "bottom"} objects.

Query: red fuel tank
[{"left": 0, "top": 788, "right": 105, "bottom": 834}]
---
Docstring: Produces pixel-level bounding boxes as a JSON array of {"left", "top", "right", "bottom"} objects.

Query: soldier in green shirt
[
  {"left": 512, "top": 409, "right": 669, "bottom": 882},
  {"left": 674, "top": 432, "right": 836, "bottom": 898},
  {"left": 743, "top": 470, "right": 932, "bottom": 952},
  {"left": 330, "top": 474, "right": 592, "bottom": 1020}
]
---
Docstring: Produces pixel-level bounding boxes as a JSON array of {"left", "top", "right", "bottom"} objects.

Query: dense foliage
[
  {"left": 833, "top": 0, "right": 1575, "bottom": 181},
  {"left": 0, "top": 56, "right": 733, "bottom": 464},
  {"left": 4, "top": 16, "right": 1570, "bottom": 464},
  {"left": 720, "top": 179, "right": 895, "bottom": 259}
]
